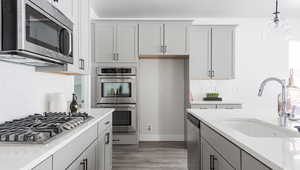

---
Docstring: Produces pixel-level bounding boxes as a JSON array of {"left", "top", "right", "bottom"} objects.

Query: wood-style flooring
[{"left": 113, "top": 142, "right": 188, "bottom": 170}]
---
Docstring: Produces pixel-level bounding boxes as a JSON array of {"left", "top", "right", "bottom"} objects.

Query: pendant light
[{"left": 264, "top": 0, "right": 292, "bottom": 40}]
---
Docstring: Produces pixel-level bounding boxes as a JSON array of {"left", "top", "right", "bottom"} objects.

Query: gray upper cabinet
[
  {"left": 190, "top": 25, "right": 236, "bottom": 80},
  {"left": 164, "top": 23, "right": 189, "bottom": 55},
  {"left": 189, "top": 26, "right": 211, "bottom": 80},
  {"left": 139, "top": 23, "right": 164, "bottom": 55},
  {"left": 211, "top": 26, "right": 235, "bottom": 79},
  {"left": 32, "top": 156, "right": 52, "bottom": 170},
  {"left": 93, "top": 23, "right": 116, "bottom": 62},
  {"left": 93, "top": 23, "right": 138, "bottom": 63},
  {"left": 139, "top": 22, "right": 190, "bottom": 56},
  {"left": 116, "top": 24, "right": 138, "bottom": 62},
  {"left": 242, "top": 151, "right": 271, "bottom": 170}
]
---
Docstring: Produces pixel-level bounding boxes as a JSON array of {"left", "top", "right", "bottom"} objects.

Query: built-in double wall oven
[{"left": 96, "top": 67, "right": 137, "bottom": 134}]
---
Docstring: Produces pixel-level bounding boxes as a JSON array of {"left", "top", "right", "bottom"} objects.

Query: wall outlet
[{"left": 147, "top": 125, "right": 152, "bottom": 131}]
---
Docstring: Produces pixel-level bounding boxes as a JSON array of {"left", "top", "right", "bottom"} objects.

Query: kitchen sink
[{"left": 223, "top": 118, "right": 300, "bottom": 138}]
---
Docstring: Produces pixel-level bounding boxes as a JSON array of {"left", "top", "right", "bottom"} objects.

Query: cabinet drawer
[
  {"left": 201, "top": 123, "right": 241, "bottom": 170},
  {"left": 53, "top": 124, "right": 97, "bottom": 170},
  {"left": 98, "top": 113, "right": 112, "bottom": 134},
  {"left": 32, "top": 156, "right": 52, "bottom": 170},
  {"left": 217, "top": 104, "right": 242, "bottom": 109}
]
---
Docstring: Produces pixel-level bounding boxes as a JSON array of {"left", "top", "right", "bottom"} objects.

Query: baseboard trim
[{"left": 139, "top": 134, "right": 184, "bottom": 141}]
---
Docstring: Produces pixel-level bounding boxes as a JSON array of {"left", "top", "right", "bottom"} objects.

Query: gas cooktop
[{"left": 0, "top": 112, "right": 93, "bottom": 144}]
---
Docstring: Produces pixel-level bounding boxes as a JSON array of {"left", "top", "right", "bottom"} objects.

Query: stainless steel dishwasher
[{"left": 186, "top": 113, "right": 201, "bottom": 170}]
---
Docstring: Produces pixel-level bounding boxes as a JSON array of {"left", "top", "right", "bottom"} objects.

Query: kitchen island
[
  {"left": 187, "top": 109, "right": 300, "bottom": 170},
  {"left": 0, "top": 108, "right": 113, "bottom": 170}
]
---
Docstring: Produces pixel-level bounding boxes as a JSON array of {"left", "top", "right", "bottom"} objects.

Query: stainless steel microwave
[{"left": 0, "top": 0, "right": 73, "bottom": 66}]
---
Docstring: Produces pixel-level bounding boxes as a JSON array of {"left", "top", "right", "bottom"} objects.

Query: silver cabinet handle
[
  {"left": 113, "top": 53, "right": 116, "bottom": 60},
  {"left": 208, "top": 70, "right": 212, "bottom": 78},
  {"left": 105, "top": 132, "right": 110, "bottom": 144},
  {"left": 105, "top": 121, "right": 110, "bottom": 125},
  {"left": 79, "top": 59, "right": 84, "bottom": 70},
  {"left": 160, "top": 46, "right": 164, "bottom": 53},
  {"left": 116, "top": 53, "right": 119, "bottom": 60},
  {"left": 164, "top": 45, "right": 167, "bottom": 53},
  {"left": 211, "top": 70, "right": 215, "bottom": 78}
]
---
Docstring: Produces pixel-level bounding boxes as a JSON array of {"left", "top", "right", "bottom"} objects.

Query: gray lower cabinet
[
  {"left": 202, "top": 139, "right": 235, "bottom": 170},
  {"left": 242, "top": 151, "right": 271, "bottom": 170},
  {"left": 66, "top": 140, "right": 97, "bottom": 170},
  {"left": 97, "top": 114, "right": 113, "bottom": 170},
  {"left": 32, "top": 156, "right": 52, "bottom": 170},
  {"left": 187, "top": 115, "right": 273, "bottom": 170}
]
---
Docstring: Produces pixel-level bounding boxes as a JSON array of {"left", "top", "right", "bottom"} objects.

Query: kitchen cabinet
[
  {"left": 139, "top": 22, "right": 190, "bottom": 56},
  {"left": 202, "top": 139, "right": 235, "bottom": 170},
  {"left": 190, "top": 25, "right": 236, "bottom": 80},
  {"left": 93, "top": 23, "right": 138, "bottom": 63},
  {"left": 97, "top": 114, "right": 113, "bottom": 170},
  {"left": 242, "top": 151, "right": 271, "bottom": 170},
  {"left": 32, "top": 156, "right": 52, "bottom": 170},
  {"left": 66, "top": 140, "right": 97, "bottom": 170},
  {"left": 201, "top": 123, "right": 241, "bottom": 170}
]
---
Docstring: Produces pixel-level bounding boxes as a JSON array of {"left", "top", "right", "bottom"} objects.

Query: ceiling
[{"left": 91, "top": 0, "right": 300, "bottom": 18}]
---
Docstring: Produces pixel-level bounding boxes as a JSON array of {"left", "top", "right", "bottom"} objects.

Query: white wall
[
  {"left": 0, "top": 62, "right": 74, "bottom": 123},
  {"left": 139, "top": 59, "right": 186, "bottom": 141},
  {"left": 190, "top": 18, "right": 300, "bottom": 116}
]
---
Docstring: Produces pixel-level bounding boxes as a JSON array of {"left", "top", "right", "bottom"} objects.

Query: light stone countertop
[
  {"left": 188, "top": 108, "right": 300, "bottom": 170},
  {"left": 0, "top": 108, "right": 114, "bottom": 170}
]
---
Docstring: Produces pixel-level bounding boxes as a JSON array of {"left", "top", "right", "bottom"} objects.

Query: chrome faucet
[{"left": 258, "top": 77, "right": 289, "bottom": 127}]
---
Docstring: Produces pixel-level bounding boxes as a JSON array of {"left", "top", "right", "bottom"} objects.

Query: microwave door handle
[{"left": 68, "top": 29, "right": 72, "bottom": 56}]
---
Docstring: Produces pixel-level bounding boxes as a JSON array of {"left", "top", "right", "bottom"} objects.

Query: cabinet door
[
  {"left": 78, "top": 0, "right": 90, "bottom": 73},
  {"left": 139, "top": 23, "right": 164, "bottom": 55},
  {"left": 242, "top": 151, "right": 271, "bottom": 170},
  {"left": 116, "top": 24, "right": 138, "bottom": 62},
  {"left": 202, "top": 140, "right": 236, "bottom": 170},
  {"left": 211, "top": 26, "right": 235, "bottom": 80},
  {"left": 164, "top": 23, "right": 189, "bottom": 55},
  {"left": 97, "top": 129, "right": 105, "bottom": 170},
  {"left": 84, "top": 141, "right": 97, "bottom": 170},
  {"left": 104, "top": 126, "right": 113, "bottom": 170},
  {"left": 94, "top": 23, "right": 116, "bottom": 62},
  {"left": 189, "top": 26, "right": 212, "bottom": 80},
  {"left": 97, "top": 126, "right": 112, "bottom": 170},
  {"left": 32, "top": 156, "right": 52, "bottom": 170}
]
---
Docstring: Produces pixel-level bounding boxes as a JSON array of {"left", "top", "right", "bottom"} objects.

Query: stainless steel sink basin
[{"left": 223, "top": 118, "right": 300, "bottom": 138}]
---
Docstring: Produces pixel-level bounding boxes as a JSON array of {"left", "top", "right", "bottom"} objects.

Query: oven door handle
[{"left": 99, "top": 105, "right": 136, "bottom": 109}]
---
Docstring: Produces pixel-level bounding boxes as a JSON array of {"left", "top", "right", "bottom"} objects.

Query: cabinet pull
[
  {"left": 84, "top": 158, "right": 88, "bottom": 170},
  {"left": 80, "top": 159, "right": 87, "bottom": 170},
  {"left": 105, "top": 121, "right": 110, "bottom": 125},
  {"left": 210, "top": 155, "right": 217, "bottom": 170},
  {"left": 160, "top": 46, "right": 164, "bottom": 53},
  {"left": 53, "top": 0, "right": 58, "bottom": 2},
  {"left": 211, "top": 70, "right": 215, "bottom": 77},
  {"left": 79, "top": 59, "right": 85, "bottom": 70},
  {"left": 164, "top": 45, "right": 167, "bottom": 53},
  {"left": 105, "top": 133, "right": 110, "bottom": 144},
  {"left": 208, "top": 70, "right": 212, "bottom": 78},
  {"left": 116, "top": 53, "right": 119, "bottom": 60}
]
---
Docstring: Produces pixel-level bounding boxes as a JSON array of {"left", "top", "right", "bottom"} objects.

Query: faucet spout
[{"left": 258, "top": 77, "right": 288, "bottom": 127}]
